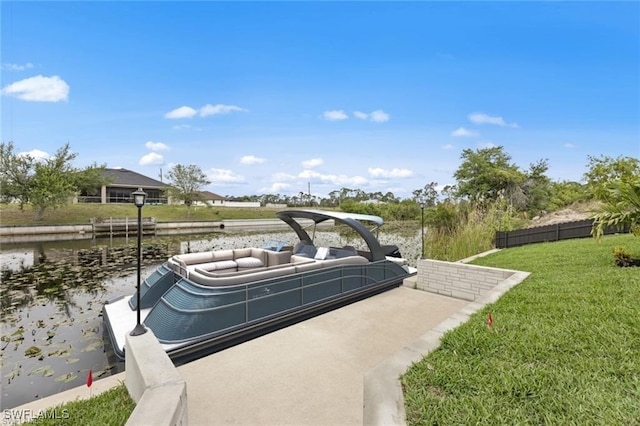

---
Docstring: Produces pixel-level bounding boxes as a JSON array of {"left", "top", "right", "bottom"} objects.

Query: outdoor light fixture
[
  {"left": 419, "top": 196, "right": 426, "bottom": 259},
  {"left": 130, "top": 188, "right": 148, "bottom": 336}
]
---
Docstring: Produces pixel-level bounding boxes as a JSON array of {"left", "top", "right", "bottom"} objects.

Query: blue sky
[{"left": 1, "top": 1, "right": 638, "bottom": 199}]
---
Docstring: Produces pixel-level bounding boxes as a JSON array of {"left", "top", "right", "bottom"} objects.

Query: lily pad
[
  {"left": 30, "top": 365, "right": 54, "bottom": 377},
  {"left": 25, "top": 346, "right": 42, "bottom": 358},
  {"left": 54, "top": 372, "right": 77, "bottom": 383},
  {"left": 81, "top": 340, "right": 102, "bottom": 352},
  {"left": 48, "top": 349, "right": 70, "bottom": 358}
]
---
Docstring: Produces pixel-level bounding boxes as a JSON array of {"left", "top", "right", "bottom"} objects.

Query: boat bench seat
[
  {"left": 170, "top": 247, "right": 369, "bottom": 287},
  {"left": 171, "top": 248, "right": 293, "bottom": 274},
  {"left": 189, "top": 254, "right": 370, "bottom": 286}
]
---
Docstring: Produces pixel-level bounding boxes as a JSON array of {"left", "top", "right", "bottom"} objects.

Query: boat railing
[{"left": 146, "top": 259, "right": 409, "bottom": 344}]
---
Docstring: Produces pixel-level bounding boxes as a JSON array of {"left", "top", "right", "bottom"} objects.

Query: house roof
[
  {"left": 103, "top": 168, "right": 168, "bottom": 188},
  {"left": 199, "top": 190, "right": 228, "bottom": 201}
]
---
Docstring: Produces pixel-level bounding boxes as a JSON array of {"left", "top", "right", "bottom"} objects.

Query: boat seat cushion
[
  {"left": 212, "top": 250, "right": 235, "bottom": 261},
  {"left": 173, "top": 252, "right": 214, "bottom": 266},
  {"left": 233, "top": 248, "right": 268, "bottom": 264},
  {"left": 266, "top": 250, "right": 292, "bottom": 266},
  {"left": 235, "top": 257, "right": 265, "bottom": 269},
  {"left": 198, "top": 259, "right": 238, "bottom": 271}
]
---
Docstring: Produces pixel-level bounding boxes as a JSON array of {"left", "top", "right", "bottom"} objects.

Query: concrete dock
[{"left": 6, "top": 286, "right": 467, "bottom": 425}]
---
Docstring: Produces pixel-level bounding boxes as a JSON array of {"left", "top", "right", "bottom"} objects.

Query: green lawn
[
  {"left": 0, "top": 203, "right": 283, "bottom": 225},
  {"left": 23, "top": 383, "right": 134, "bottom": 426},
  {"left": 402, "top": 234, "right": 640, "bottom": 425}
]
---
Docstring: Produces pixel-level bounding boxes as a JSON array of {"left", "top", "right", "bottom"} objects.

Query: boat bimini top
[{"left": 276, "top": 209, "right": 388, "bottom": 261}]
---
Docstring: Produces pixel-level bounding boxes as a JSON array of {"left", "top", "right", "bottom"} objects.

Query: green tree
[
  {"left": 584, "top": 155, "right": 640, "bottom": 201},
  {"left": 164, "top": 164, "right": 211, "bottom": 214},
  {"left": 520, "top": 159, "right": 552, "bottom": 216},
  {"left": 592, "top": 176, "right": 640, "bottom": 239},
  {"left": 548, "top": 180, "right": 586, "bottom": 211},
  {"left": 453, "top": 146, "right": 524, "bottom": 204},
  {"left": 0, "top": 142, "right": 106, "bottom": 220},
  {"left": 412, "top": 182, "right": 438, "bottom": 207},
  {"left": 0, "top": 141, "right": 33, "bottom": 207}
]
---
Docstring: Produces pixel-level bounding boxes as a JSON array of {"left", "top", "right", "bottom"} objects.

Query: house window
[{"left": 108, "top": 189, "right": 131, "bottom": 203}]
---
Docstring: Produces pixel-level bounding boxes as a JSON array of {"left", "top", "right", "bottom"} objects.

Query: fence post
[{"left": 555, "top": 223, "right": 560, "bottom": 241}]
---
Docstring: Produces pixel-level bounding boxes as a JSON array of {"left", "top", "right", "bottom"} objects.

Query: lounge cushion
[
  {"left": 212, "top": 250, "right": 234, "bottom": 261},
  {"left": 201, "top": 259, "right": 237, "bottom": 271},
  {"left": 235, "top": 257, "right": 264, "bottom": 269},
  {"left": 233, "top": 248, "right": 253, "bottom": 259}
]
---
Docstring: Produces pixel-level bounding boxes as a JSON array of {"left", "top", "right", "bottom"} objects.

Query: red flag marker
[
  {"left": 487, "top": 313, "right": 493, "bottom": 328},
  {"left": 87, "top": 370, "right": 93, "bottom": 388}
]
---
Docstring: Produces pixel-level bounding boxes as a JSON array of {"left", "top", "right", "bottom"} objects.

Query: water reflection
[{"left": 0, "top": 226, "right": 420, "bottom": 409}]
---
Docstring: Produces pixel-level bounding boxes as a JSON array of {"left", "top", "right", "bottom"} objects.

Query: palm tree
[{"left": 591, "top": 176, "right": 640, "bottom": 240}]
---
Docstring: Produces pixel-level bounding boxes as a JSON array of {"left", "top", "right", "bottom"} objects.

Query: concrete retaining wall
[
  {"left": 220, "top": 218, "right": 333, "bottom": 231},
  {"left": 0, "top": 218, "right": 288, "bottom": 243},
  {"left": 125, "top": 330, "right": 187, "bottom": 426},
  {"left": 415, "top": 258, "right": 516, "bottom": 301}
]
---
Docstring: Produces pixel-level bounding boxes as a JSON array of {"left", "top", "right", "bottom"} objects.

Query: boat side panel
[
  {"left": 130, "top": 265, "right": 176, "bottom": 310},
  {"left": 142, "top": 260, "right": 410, "bottom": 345}
]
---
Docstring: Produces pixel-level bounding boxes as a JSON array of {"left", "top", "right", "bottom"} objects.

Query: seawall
[{"left": 0, "top": 218, "right": 330, "bottom": 244}]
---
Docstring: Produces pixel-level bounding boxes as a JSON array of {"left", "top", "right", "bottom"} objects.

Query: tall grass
[{"left": 426, "top": 203, "right": 528, "bottom": 261}]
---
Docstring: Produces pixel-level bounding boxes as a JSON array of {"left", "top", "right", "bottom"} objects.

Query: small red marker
[
  {"left": 86, "top": 370, "right": 93, "bottom": 388},
  {"left": 487, "top": 313, "right": 493, "bottom": 328}
]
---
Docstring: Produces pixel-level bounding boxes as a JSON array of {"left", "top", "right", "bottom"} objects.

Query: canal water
[{"left": 0, "top": 225, "right": 421, "bottom": 410}]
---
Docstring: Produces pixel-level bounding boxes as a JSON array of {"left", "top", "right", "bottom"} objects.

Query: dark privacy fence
[{"left": 495, "top": 219, "right": 631, "bottom": 249}]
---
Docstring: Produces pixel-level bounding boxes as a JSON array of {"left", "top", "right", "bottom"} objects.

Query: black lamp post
[
  {"left": 130, "top": 188, "right": 148, "bottom": 336},
  {"left": 419, "top": 196, "right": 426, "bottom": 259}
]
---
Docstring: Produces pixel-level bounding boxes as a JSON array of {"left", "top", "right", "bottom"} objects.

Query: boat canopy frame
[{"left": 276, "top": 209, "right": 387, "bottom": 261}]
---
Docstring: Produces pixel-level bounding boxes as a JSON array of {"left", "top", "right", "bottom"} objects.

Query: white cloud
[
  {"left": 2, "top": 75, "right": 69, "bottom": 102},
  {"left": 298, "top": 169, "right": 322, "bottom": 180},
  {"left": 564, "top": 143, "right": 576, "bottom": 148},
  {"left": 18, "top": 149, "right": 49, "bottom": 161},
  {"left": 352, "top": 109, "right": 390, "bottom": 123},
  {"left": 165, "top": 106, "right": 197, "bottom": 119},
  {"left": 240, "top": 155, "right": 266, "bottom": 165},
  {"left": 165, "top": 104, "right": 247, "bottom": 119},
  {"left": 298, "top": 169, "right": 367, "bottom": 186},
  {"left": 145, "top": 141, "right": 169, "bottom": 151},
  {"left": 1, "top": 62, "right": 34, "bottom": 71},
  {"left": 468, "top": 112, "right": 518, "bottom": 128},
  {"left": 370, "top": 110, "right": 390, "bottom": 123},
  {"left": 451, "top": 127, "right": 478, "bottom": 137},
  {"left": 368, "top": 167, "right": 414, "bottom": 178},
  {"left": 200, "top": 104, "right": 247, "bottom": 117},
  {"left": 262, "top": 182, "right": 291, "bottom": 193},
  {"left": 302, "top": 158, "right": 323, "bottom": 168},
  {"left": 477, "top": 141, "right": 497, "bottom": 149},
  {"left": 441, "top": 144, "right": 455, "bottom": 150},
  {"left": 139, "top": 152, "right": 164, "bottom": 165},
  {"left": 271, "top": 172, "right": 297, "bottom": 182},
  {"left": 322, "top": 110, "right": 349, "bottom": 121},
  {"left": 207, "top": 168, "right": 245, "bottom": 184}
]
